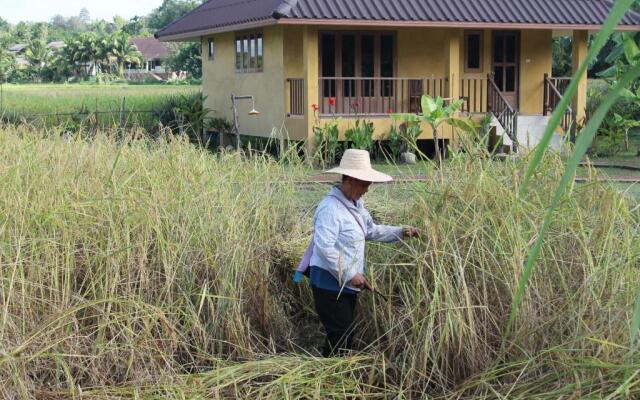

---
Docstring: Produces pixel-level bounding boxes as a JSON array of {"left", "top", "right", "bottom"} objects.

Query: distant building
[
  {"left": 14, "top": 57, "right": 30, "bottom": 69},
  {"left": 129, "top": 37, "right": 174, "bottom": 73},
  {"left": 8, "top": 44, "right": 27, "bottom": 55},
  {"left": 46, "top": 41, "right": 66, "bottom": 53}
]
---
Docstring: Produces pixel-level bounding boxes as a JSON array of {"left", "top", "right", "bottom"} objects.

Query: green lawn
[
  {"left": 0, "top": 83, "right": 200, "bottom": 115},
  {"left": 588, "top": 128, "right": 640, "bottom": 167}
]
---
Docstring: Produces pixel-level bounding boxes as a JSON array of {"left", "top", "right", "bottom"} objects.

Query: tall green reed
[{"left": 507, "top": 0, "right": 640, "bottom": 343}]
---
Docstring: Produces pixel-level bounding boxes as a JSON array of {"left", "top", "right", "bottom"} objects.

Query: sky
[{"left": 1, "top": 0, "right": 164, "bottom": 24}]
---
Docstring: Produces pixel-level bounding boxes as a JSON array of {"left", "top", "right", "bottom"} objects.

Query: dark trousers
[{"left": 312, "top": 287, "right": 358, "bottom": 357}]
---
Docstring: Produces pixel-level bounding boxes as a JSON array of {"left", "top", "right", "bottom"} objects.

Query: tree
[
  {"left": 32, "top": 23, "right": 49, "bottom": 41},
  {"left": 0, "top": 47, "right": 15, "bottom": 82},
  {"left": 147, "top": 0, "right": 199, "bottom": 30},
  {"left": 79, "top": 8, "right": 91, "bottom": 25},
  {"left": 59, "top": 36, "right": 83, "bottom": 78},
  {"left": 122, "top": 16, "right": 149, "bottom": 36},
  {"left": 51, "top": 15, "right": 67, "bottom": 28},
  {"left": 598, "top": 32, "right": 640, "bottom": 83},
  {"left": 25, "top": 39, "right": 52, "bottom": 80},
  {"left": 14, "top": 22, "right": 33, "bottom": 42},
  {"left": 66, "top": 16, "right": 84, "bottom": 31},
  {"left": 166, "top": 42, "right": 201, "bottom": 78},
  {"left": 105, "top": 32, "right": 143, "bottom": 77},
  {"left": 395, "top": 95, "right": 475, "bottom": 170},
  {"left": 0, "top": 17, "right": 10, "bottom": 31},
  {"left": 46, "top": 50, "right": 75, "bottom": 82},
  {"left": 552, "top": 37, "right": 572, "bottom": 77},
  {"left": 113, "top": 15, "right": 127, "bottom": 31}
]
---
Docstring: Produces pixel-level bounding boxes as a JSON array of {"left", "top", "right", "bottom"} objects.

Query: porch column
[
  {"left": 445, "top": 30, "right": 461, "bottom": 102},
  {"left": 572, "top": 30, "right": 588, "bottom": 123},
  {"left": 444, "top": 29, "right": 461, "bottom": 146},
  {"left": 303, "top": 26, "right": 319, "bottom": 158}
]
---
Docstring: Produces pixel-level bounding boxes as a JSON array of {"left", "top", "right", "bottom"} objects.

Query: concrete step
[{"left": 491, "top": 114, "right": 568, "bottom": 153}]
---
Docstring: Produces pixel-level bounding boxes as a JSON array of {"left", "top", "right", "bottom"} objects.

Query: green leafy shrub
[
  {"left": 399, "top": 120, "right": 423, "bottom": 153},
  {"left": 153, "top": 92, "right": 209, "bottom": 142},
  {"left": 345, "top": 119, "right": 374, "bottom": 152},
  {"left": 387, "top": 124, "right": 402, "bottom": 160},
  {"left": 587, "top": 79, "right": 640, "bottom": 122},
  {"left": 313, "top": 120, "right": 341, "bottom": 167}
]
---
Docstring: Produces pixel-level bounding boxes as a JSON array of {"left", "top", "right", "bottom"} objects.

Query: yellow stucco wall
[
  {"left": 396, "top": 28, "right": 448, "bottom": 77},
  {"left": 202, "top": 26, "right": 554, "bottom": 144},
  {"left": 519, "top": 30, "right": 553, "bottom": 115},
  {"left": 572, "top": 30, "right": 589, "bottom": 122},
  {"left": 201, "top": 26, "right": 286, "bottom": 139}
]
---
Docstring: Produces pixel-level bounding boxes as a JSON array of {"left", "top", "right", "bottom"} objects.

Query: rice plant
[{"left": 0, "top": 123, "right": 637, "bottom": 398}]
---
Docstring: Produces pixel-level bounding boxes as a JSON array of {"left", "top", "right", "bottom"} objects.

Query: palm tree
[
  {"left": 0, "top": 47, "right": 15, "bottom": 82},
  {"left": 77, "top": 33, "right": 102, "bottom": 76},
  {"left": 61, "top": 36, "right": 84, "bottom": 78},
  {"left": 105, "top": 32, "right": 142, "bottom": 77},
  {"left": 24, "top": 39, "right": 52, "bottom": 81}
]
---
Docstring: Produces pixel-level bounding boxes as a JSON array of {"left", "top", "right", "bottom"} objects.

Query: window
[
  {"left": 380, "top": 34, "right": 394, "bottom": 96},
  {"left": 235, "top": 32, "right": 263, "bottom": 73},
  {"left": 465, "top": 31, "right": 483, "bottom": 72},
  {"left": 320, "top": 32, "right": 396, "bottom": 97},
  {"left": 208, "top": 38, "right": 215, "bottom": 60}
]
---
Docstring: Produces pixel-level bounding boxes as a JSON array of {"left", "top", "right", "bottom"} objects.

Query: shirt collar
[{"left": 330, "top": 185, "right": 362, "bottom": 209}]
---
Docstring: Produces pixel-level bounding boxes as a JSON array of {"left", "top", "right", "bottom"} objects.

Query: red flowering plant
[{"left": 312, "top": 99, "right": 340, "bottom": 167}]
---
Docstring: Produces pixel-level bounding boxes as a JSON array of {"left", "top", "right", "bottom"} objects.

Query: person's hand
[
  {"left": 350, "top": 273, "right": 372, "bottom": 291},
  {"left": 403, "top": 226, "right": 420, "bottom": 238}
]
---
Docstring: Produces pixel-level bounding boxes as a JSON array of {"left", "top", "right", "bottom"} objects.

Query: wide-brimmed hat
[{"left": 325, "top": 149, "right": 393, "bottom": 183}]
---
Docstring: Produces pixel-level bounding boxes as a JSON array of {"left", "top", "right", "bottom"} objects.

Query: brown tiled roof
[
  {"left": 156, "top": 0, "right": 640, "bottom": 40},
  {"left": 130, "top": 37, "right": 173, "bottom": 59}
]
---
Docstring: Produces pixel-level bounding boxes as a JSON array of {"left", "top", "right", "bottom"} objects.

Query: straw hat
[{"left": 325, "top": 149, "right": 393, "bottom": 183}]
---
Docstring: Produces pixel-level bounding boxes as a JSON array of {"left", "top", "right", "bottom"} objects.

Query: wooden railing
[
  {"left": 318, "top": 77, "right": 448, "bottom": 116},
  {"left": 460, "top": 78, "right": 488, "bottom": 113},
  {"left": 543, "top": 74, "right": 576, "bottom": 142},
  {"left": 286, "top": 78, "right": 305, "bottom": 116},
  {"left": 487, "top": 73, "right": 518, "bottom": 152},
  {"left": 549, "top": 76, "right": 571, "bottom": 97}
]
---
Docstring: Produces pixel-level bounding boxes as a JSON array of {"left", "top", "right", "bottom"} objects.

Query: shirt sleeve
[
  {"left": 362, "top": 207, "right": 404, "bottom": 242},
  {"left": 313, "top": 204, "right": 358, "bottom": 284}
]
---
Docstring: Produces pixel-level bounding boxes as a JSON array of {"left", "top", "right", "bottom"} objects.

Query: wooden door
[{"left": 492, "top": 32, "right": 519, "bottom": 109}]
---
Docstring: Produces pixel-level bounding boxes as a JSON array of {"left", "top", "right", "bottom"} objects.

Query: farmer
[{"left": 304, "top": 149, "right": 419, "bottom": 357}]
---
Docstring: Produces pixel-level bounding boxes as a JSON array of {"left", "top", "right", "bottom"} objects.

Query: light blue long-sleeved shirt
[{"left": 309, "top": 185, "right": 404, "bottom": 292}]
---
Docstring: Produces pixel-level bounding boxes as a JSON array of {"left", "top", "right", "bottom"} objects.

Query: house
[
  {"left": 46, "top": 41, "right": 66, "bottom": 53},
  {"left": 7, "top": 44, "right": 27, "bottom": 55},
  {"left": 129, "top": 37, "right": 173, "bottom": 73},
  {"left": 155, "top": 0, "right": 640, "bottom": 152}
]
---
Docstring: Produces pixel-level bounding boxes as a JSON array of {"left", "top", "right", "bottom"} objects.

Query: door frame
[{"left": 491, "top": 31, "right": 520, "bottom": 110}]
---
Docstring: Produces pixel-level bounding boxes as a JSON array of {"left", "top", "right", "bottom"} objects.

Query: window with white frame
[{"left": 208, "top": 38, "right": 215, "bottom": 60}]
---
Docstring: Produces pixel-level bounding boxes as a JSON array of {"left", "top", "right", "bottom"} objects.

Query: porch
[
  {"left": 283, "top": 27, "right": 588, "bottom": 152},
  {"left": 286, "top": 74, "right": 577, "bottom": 150}
]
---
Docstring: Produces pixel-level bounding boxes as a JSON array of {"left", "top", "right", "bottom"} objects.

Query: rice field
[
  {"left": 0, "top": 83, "right": 200, "bottom": 115},
  {"left": 1, "top": 124, "right": 638, "bottom": 399}
]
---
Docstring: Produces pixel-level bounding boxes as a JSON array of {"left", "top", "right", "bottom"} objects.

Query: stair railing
[
  {"left": 543, "top": 73, "right": 577, "bottom": 143},
  {"left": 487, "top": 73, "right": 518, "bottom": 152}
]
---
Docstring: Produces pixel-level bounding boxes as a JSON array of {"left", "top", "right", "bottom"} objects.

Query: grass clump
[{"left": 0, "top": 125, "right": 638, "bottom": 398}]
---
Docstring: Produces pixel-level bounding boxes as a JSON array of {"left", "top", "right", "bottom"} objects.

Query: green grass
[
  {"left": 589, "top": 129, "right": 640, "bottom": 167},
  {"left": 612, "top": 182, "right": 640, "bottom": 202},
  {"left": 1, "top": 125, "right": 638, "bottom": 398},
  {"left": 0, "top": 83, "right": 200, "bottom": 115}
]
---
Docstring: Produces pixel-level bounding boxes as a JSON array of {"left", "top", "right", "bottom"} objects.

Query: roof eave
[
  {"left": 277, "top": 18, "right": 640, "bottom": 31},
  {"left": 155, "top": 16, "right": 640, "bottom": 42},
  {"left": 156, "top": 19, "right": 278, "bottom": 42}
]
